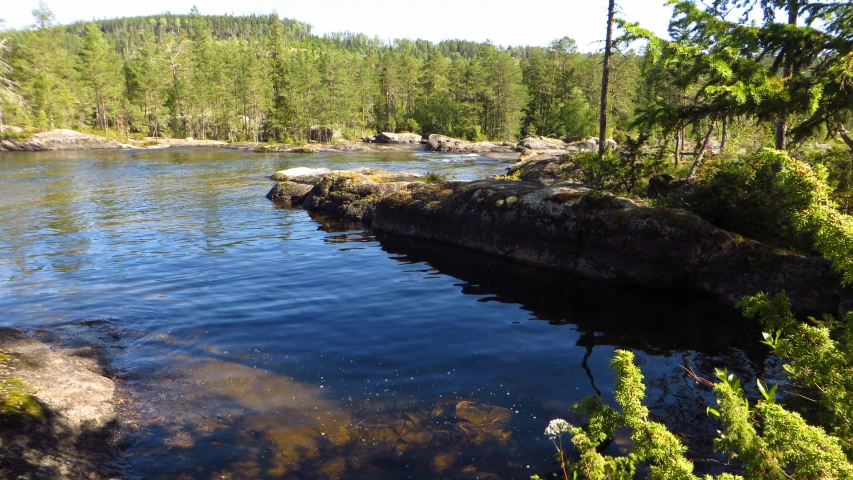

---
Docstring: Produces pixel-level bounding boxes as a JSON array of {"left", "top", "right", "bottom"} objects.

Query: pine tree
[
  {"left": 267, "top": 13, "right": 290, "bottom": 141},
  {"left": 78, "top": 23, "right": 123, "bottom": 134},
  {"left": 123, "top": 23, "right": 168, "bottom": 137}
]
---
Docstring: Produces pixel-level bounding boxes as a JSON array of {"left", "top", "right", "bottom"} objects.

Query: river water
[{"left": 0, "top": 147, "right": 761, "bottom": 479}]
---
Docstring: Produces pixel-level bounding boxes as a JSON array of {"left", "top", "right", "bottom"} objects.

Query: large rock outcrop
[
  {"left": 267, "top": 166, "right": 853, "bottom": 316},
  {"left": 0, "top": 129, "right": 128, "bottom": 151},
  {"left": 425, "top": 134, "right": 517, "bottom": 154},
  {"left": 372, "top": 132, "right": 423, "bottom": 144}
]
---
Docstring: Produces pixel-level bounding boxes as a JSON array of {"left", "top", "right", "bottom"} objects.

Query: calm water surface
[{"left": 0, "top": 147, "right": 759, "bottom": 479}]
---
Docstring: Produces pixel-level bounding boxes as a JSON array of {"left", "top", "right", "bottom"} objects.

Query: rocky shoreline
[
  {"left": 1, "top": 127, "right": 609, "bottom": 158},
  {"left": 0, "top": 327, "right": 122, "bottom": 479},
  {"left": 267, "top": 159, "right": 853, "bottom": 316},
  {"left": 0, "top": 130, "right": 131, "bottom": 152}
]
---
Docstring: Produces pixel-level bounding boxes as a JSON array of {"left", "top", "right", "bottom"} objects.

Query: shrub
[
  {"left": 535, "top": 292, "right": 853, "bottom": 480},
  {"left": 675, "top": 148, "right": 853, "bottom": 284}
]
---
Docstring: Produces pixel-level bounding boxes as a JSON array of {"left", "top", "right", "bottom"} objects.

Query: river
[{"left": 0, "top": 147, "right": 761, "bottom": 479}]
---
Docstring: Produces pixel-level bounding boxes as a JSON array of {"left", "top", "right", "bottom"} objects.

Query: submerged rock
[{"left": 267, "top": 160, "right": 853, "bottom": 315}]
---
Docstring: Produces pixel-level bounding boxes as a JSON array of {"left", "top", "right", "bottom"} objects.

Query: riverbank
[
  {"left": 1, "top": 128, "right": 590, "bottom": 160},
  {"left": 267, "top": 161, "right": 853, "bottom": 316},
  {"left": 0, "top": 327, "right": 122, "bottom": 479}
]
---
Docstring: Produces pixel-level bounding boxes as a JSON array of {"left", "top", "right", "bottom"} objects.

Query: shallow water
[{"left": 0, "top": 147, "right": 761, "bottom": 478}]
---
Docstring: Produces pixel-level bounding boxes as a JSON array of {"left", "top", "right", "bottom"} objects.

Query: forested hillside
[{"left": 0, "top": 5, "right": 641, "bottom": 142}]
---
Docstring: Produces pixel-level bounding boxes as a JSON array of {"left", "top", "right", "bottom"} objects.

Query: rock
[
  {"left": 0, "top": 328, "right": 118, "bottom": 478},
  {"left": 326, "top": 141, "right": 381, "bottom": 152},
  {"left": 706, "top": 140, "right": 722, "bottom": 154},
  {"left": 604, "top": 138, "right": 618, "bottom": 150},
  {"left": 569, "top": 138, "right": 598, "bottom": 152},
  {"left": 505, "top": 154, "right": 579, "bottom": 186},
  {"left": 647, "top": 173, "right": 688, "bottom": 198},
  {"left": 425, "top": 134, "right": 517, "bottom": 154},
  {"left": 455, "top": 401, "right": 512, "bottom": 426},
  {"left": 270, "top": 162, "right": 853, "bottom": 315},
  {"left": 349, "top": 167, "right": 423, "bottom": 183},
  {"left": 373, "top": 132, "right": 423, "bottom": 144},
  {"left": 309, "top": 125, "right": 342, "bottom": 143},
  {"left": 267, "top": 181, "right": 315, "bottom": 205},
  {"left": 270, "top": 167, "right": 331, "bottom": 183},
  {"left": 301, "top": 170, "right": 416, "bottom": 222},
  {"left": 0, "top": 129, "right": 128, "bottom": 152},
  {"left": 519, "top": 136, "right": 567, "bottom": 150}
]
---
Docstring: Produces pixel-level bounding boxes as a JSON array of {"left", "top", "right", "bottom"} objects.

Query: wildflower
[{"left": 544, "top": 418, "right": 573, "bottom": 439}]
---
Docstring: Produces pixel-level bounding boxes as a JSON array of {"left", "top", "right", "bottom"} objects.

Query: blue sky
[{"left": 2, "top": 0, "right": 675, "bottom": 52}]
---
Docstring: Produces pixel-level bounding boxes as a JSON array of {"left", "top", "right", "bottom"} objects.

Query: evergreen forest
[{"left": 0, "top": 4, "right": 637, "bottom": 143}]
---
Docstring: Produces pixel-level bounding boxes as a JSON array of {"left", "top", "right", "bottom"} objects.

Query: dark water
[{"left": 0, "top": 147, "right": 760, "bottom": 479}]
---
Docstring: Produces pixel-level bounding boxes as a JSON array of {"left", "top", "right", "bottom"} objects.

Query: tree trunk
[
  {"left": 836, "top": 113, "right": 853, "bottom": 152},
  {"left": 674, "top": 133, "right": 680, "bottom": 166},
  {"left": 687, "top": 119, "right": 717, "bottom": 181},
  {"left": 598, "top": 0, "right": 615, "bottom": 160},
  {"left": 721, "top": 116, "right": 728, "bottom": 152},
  {"left": 775, "top": 0, "right": 798, "bottom": 150}
]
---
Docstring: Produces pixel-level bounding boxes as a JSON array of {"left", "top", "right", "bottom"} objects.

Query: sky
[{"left": 0, "top": 0, "right": 675, "bottom": 52}]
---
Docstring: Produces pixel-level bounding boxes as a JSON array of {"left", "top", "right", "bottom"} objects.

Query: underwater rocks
[{"left": 267, "top": 162, "right": 853, "bottom": 316}]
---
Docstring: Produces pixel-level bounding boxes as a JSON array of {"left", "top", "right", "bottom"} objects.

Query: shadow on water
[
  {"left": 306, "top": 212, "right": 769, "bottom": 477},
  {"left": 309, "top": 212, "right": 762, "bottom": 357}
]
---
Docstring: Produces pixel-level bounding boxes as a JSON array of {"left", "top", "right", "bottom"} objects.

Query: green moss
[{"left": 0, "top": 378, "right": 46, "bottom": 422}]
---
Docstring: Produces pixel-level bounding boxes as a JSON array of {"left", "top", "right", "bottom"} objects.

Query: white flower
[{"left": 545, "top": 418, "right": 573, "bottom": 439}]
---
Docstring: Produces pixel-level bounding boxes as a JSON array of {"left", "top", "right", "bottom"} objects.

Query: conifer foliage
[{"left": 0, "top": 6, "right": 630, "bottom": 142}]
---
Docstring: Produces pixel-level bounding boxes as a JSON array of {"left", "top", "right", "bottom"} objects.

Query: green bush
[
  {"left": 534, "top": 292, "right": 853, "bottom": 480},
  {"left": 674, "top": 149, "right": 853, "bottom": 284},
  {"left": 574, "top": 135, "right": 672, "bottom": 196},
  {"left": 806, "top": 147, "right": 853, "bottom": 214},
  {"left": 0, "top": 131, "right": 27, "bottom": 141}
]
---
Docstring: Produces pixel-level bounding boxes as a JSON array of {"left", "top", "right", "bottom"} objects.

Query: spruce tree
[{"left": 78, "top": 23, "right": 123, "bottom": 134}]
